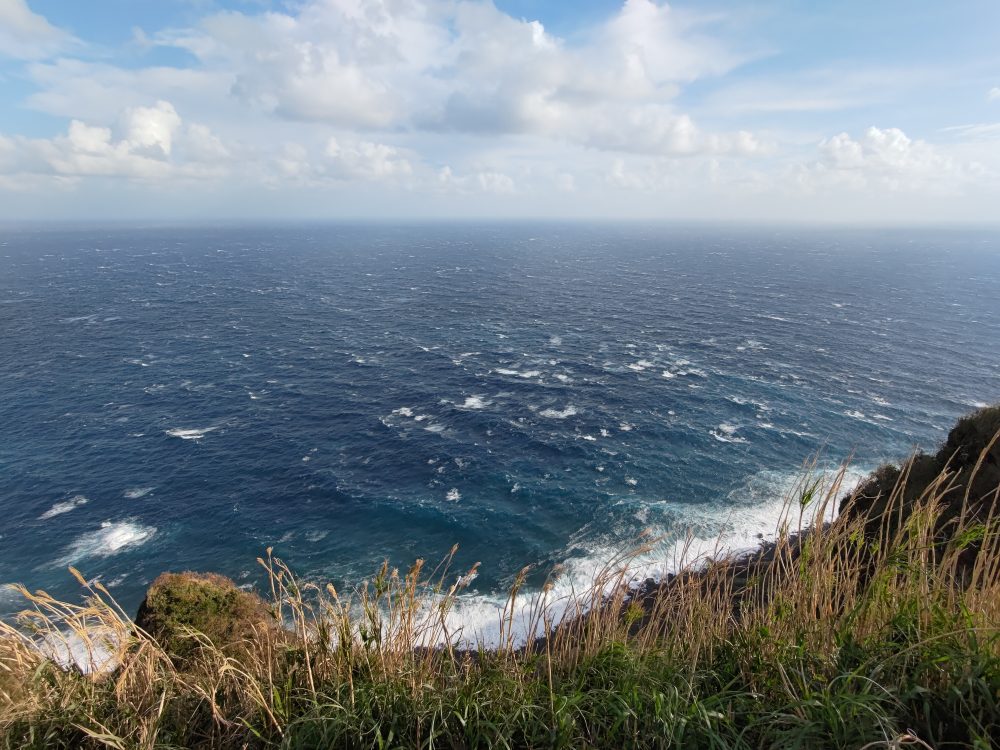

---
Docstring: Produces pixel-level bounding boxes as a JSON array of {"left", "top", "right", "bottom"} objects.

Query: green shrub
[{"left": 134, "top": 571, "right": 274, "bottom": 663}]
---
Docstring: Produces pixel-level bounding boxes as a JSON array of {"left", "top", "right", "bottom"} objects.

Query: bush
[{"left": 135, "top": 571, "right": 274, "bottom": 663}]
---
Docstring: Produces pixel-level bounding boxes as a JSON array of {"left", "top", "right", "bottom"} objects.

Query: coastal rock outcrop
[
  {"left": 842, "top": 404, "right": 1000, "bottom": 535},
  {"left": 135, "top": 571, "right": 274, "bottom": 662}
]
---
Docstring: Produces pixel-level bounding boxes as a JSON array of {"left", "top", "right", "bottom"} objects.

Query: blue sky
[{"left": 1, "top": 0, "right": 999, "bottom": 221}]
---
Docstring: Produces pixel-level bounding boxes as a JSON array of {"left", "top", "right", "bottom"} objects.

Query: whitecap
[
  {"left": 554, "top": 374, "right": 572, "bottom": 383},
  {"left": 459, "top": 395, "right": 489, "bottom": 410},
  {"left": 495, "top": 368, "right": 541, "bottom": 378},
  {"left": 710, "top": 423, "right": 748, "bottom": 444},
  {"left": 445, "top": 488, "right": 461, "bottom": 502},
  {"left": 392, "top": 407, "right": 414, "bottom": 417},
  {"left": 538, "top": 405, "right": 578, "bottom": 419},
  {"left": 123, "top": 487, "right": 154, "bottom": 500},
  {"left": 40, "top": 495, "right": 88, "bottom": 520},
  {"left": 626, "top": 359, "right": 655, "bottom": 372},
  {"left": 549, "top": 335, "right": 562, "bottom": 346},
  {"left": 165, "top": 427, "right": 217, "bottom": 440},
  {"left": 661, "top": 370, "right": 676, "bottom": 379},
  {"left": 57, "top": 521, "right": 156, "bottom": 565}
]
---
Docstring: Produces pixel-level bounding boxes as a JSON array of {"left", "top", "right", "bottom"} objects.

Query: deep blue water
[{"left": 1, "top": 223, "right": 999, "bottom": 625}]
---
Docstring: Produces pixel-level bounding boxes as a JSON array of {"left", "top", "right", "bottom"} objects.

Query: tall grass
[{"left": 1, "top": 444, "right": 998, "bottom": 749}]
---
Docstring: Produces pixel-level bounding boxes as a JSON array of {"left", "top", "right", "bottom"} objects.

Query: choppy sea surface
[{"left": 1, "top": 223, "right": 998, "bottom": 634}]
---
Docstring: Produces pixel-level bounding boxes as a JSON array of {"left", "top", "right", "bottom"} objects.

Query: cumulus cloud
[
  {"left": 0, "top": 101, "right": 233, "bottom": 182},
  {"left": 268, "top": 136, "right": 418, "bottom": 187},
  {"left": 799, "top": 126, "right": 984, "bottom": 193},
  {"left": 3, "top": 0, "right": 996, "bottom": 220},
  {"left": 0, "top": 0, "right": 78, "bottom": 59},
  {"left": 580, "top": 107, "right": 767, "bottom": 156},
  {"left": 990, "top": 87, "right": 1000, "bottom": 102},
  {"left": 436, "top": 165, "right": 516, "bottom": 194},
  {"left": 140, "top": 0, "right": 757, "bottom": 157},
  {"left": 121, "top": 101, "right": 183, "bottom": 157},
  {"left": 324, "top": 137, "right": 413, "bottom": 181}
]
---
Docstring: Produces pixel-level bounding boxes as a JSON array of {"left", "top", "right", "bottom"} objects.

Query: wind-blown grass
[{"left": 1, "top": 426, "right": 999, "bottom": 748}]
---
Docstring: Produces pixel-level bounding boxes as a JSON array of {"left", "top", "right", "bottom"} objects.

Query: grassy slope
[{"left": 1, "top": 406, "right": 999, "bottom": 749}]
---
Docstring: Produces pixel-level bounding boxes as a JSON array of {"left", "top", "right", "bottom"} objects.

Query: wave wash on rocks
[{"left": 1, "top": 405, "right": 999, "bottom": 749}]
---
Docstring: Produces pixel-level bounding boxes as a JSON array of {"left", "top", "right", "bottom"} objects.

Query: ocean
[{"left": 1, "top": 223, "right": 998, "bottom": 637}]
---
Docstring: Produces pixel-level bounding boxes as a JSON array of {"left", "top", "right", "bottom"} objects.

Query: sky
[{"left": 1, "top": 0, "right": 999, "bottom": 222}]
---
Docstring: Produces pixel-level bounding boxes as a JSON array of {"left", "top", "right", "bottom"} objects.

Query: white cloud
[
  {"left": 121, "top": 101, "right": 183, "bottom": 157},
  {"left": 699, "top": 66, "right": 935, "bottom": 117},
  {"left": 163, "top": 0, "right": 450, "bottom": 129},
  {"left": 265, "top": 136, "right": 419, "bottom": 187},
  {"left": 0, "top": 101, "right": 234, "bottom": 181},
  {"left": 183, "top": 123, "right": 231, "bottom": 162},
  {"left": 414, "top": 0, "right": 755, "bottom": 154},
  {"left": 2, "top": 1, "right": 998, "bottom": 221},
  {"left": 989, "top": 87, "right": 1000, "bottom": 102},
  {"left": 942, "top": 122, "right": 1000, "bottom": 141},
  {"left": 435, "top": 164, "right": 516, "bottom": 195},
  {"left": 476, "top": 171, "right": 515, "bottom": 194},
  {"left": 133, "top": 0, "right": 758, "bottom": 157},
  {"left": 24, "top": 58, "right": 232, "bottom": 123},
  {"left": 0, "top": 0, "right": 78, "bottom": 59},
  {"left": 799, "top": 126, "right": 985, "bottom": 194},
  {"left": 580, "top": 107, "right": 767, "bottom": 156},
  {"left": 324, "top": 137, "right": 413, "bottom": 181}
]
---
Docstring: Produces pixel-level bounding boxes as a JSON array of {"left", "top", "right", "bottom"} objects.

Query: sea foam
[
  {"left": 539, "top": 405, "right": 578, "bottom": 419},
  {"left": 39, "top": 495, "right": 88, "bottom": 520},
  {"left": 710, "top": 423, "right": 748, "bottom": 444},
  {"left": 57, "top": 520, "right": 156, "bottom": 565},
  {"left": 459, "top": 395, "right": 489, "bottom": 409},
  {"left": 165, "top": 427, "right": 217, "bottom": 440},
  {"left": 430, "top": 465, "right": 869, "bottom": 649}
]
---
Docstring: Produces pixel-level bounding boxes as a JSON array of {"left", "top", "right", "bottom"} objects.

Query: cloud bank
[{"left": 0, "top": 0, "right": 997, "bottom": 221}]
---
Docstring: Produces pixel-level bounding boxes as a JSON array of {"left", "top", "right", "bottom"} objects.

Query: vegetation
[
  {"left": 1, "top": 406, "right": 999, "bottom": 749},
  {"left": 134, "top": 572, "right": 277, "bottom": 665}
]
